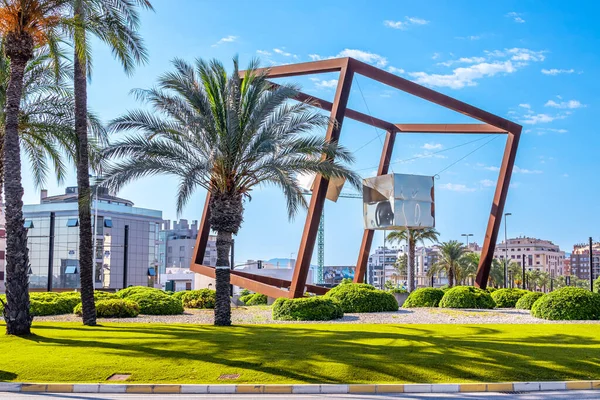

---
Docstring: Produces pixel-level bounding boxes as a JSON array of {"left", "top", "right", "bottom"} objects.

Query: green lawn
[{"left": 1, "top": 322, "right": 599, "bottom": 384}]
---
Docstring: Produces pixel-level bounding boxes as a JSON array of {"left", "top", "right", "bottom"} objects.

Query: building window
[
  {"left": 95, "top": 216, "right": 104, "bottom": 235},
  {"left": 148, "top": 267, "right": 156, "bottom": 277},
  {"left": 95, "top": 239, "right": 103, "bottom": 259},
  {"left": 24, "top": 220, "right": 34, "bottom": 229},
  {"left": 65, "top": 266, "right": 78, "bottom": 274},
  {"left": 180, "top": 246, "right": 185, "bottom": 252},
  {"left": 168, "top": 246, "right": 172, "bottom": 253},
  {"left": 104, "top": 219, "right": 113, "bottom": 228},
  {"left": 67, "top": 218, "right": 79, "bottom": 227}
]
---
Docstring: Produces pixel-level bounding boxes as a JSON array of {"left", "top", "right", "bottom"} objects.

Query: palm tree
[
  {"left": 488, "top": 259, "right": 504, "bottom": 287},
  {"left": 66, "top": 0, "right": 153, "bottom": 326},
  {"left": 508, "top": 261, "right": 523, "bottom": 287},
  {"left": 427, "top": 240, "right": 466, "bottom": 288},
  {"left": 0, "top": 0, "right": 65, "bottom": 336},
  {"left": 101, "top": 57, "right": 361, "bottom": 326},
  {"left": 387, "top": 228, "right": 439, "bottom": 291},
  {"left": 459, "top": 252, "right": 479, "bottom": 285}
]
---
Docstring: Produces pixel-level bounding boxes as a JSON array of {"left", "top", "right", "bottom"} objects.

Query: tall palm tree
[
  {"left": 387, "top": 228, "right": 439, "bottom": 292},
  {"left": 0, "top": 0, "right": 65, "bottom": 336},
  {"left": 427, "top": 240, "right": 467, "bottom": 288},
  {"left": 488, "top": 258, "right": 504, "bottom": 288},
  {"left": 102, "top": 57, "right": 361, "bottom": 326},
  {"left": 459, "top": 252, "right": 479, "bottom": 285},
  {"left": 67, "top": 0, "right": 152, "bottom": 326}
]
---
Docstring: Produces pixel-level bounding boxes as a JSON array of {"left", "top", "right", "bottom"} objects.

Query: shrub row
[
  {"left": 239, "top": 293, "right": 268, "bottom": 306},
  {"left": 324, "top": 282, "right": 398, "bottom": 313},
  {"left": 74, "top": 299, "right": 140, "bottom": 318},
  {"left": 172, "top": 289, "right": 216, "bottom": 308},
  {"left": 118, "top": 287, "right": 183, "bottom": 315},
  {"left": 439, "top": 286, "right": 495, "bottom": 309}
]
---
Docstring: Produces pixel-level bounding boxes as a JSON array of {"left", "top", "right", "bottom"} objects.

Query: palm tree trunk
[
  {"left": 408, "top": 237, "right": 416, "bottom": 292},
  {"left": 73, "top": 11, "right": 96, "bottom": 326},
  {"left": 3, "top": 33, "right": 34, "bottom": 335},
  {"left": 214, "top": 230, "right": 232, "bottom": 326},
  {"left": 448, "top": 265, "right": 454, "bottom": 288}
]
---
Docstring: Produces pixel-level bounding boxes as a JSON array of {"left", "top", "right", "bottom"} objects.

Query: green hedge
[
  {"left": 172, "top": 289, "right": 216, "bottom": 309},
  {"left": 74, "top": 299, "right": 140, "bottom": 318},
  {"left": 240, "top": 289, "right": 251, "bottom": 297},
  {"left": 515, "top": 292, "right": 544, "bottom": 310},
  {"left": 491, "top": 288, "right": 530, "bottom": 308},
  {"left": 244, "top": 293, "right": 268, "bottom": 306},
  {"left": 487, "top": 287, "right": 498, "bottom": 293},
  {"left": 120, "top": 288, "right": 184, "bottom": 315},
  {"left": 324, "top": 282, "right": 398, "bottom": 313},
  {"left": 531, "top": 287, "right": 600, "bottom": 320},
  {"left": 403, "top": 288, "right": 445, "bottom": 308},
  {"left": 30, "top": 293, "right": 74, "bottom": 316},
  {"left": 439, "top": 286, "right": 496, "bottom": 309},
  {"left": 272, "top": 297, "right": 343, "bottom": 321}
]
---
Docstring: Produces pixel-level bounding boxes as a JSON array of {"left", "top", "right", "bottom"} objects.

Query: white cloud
[
  {"left": 212, "top": 35, "right": 238, "bottom": 47},
  {"left": 336, "top": 49, "right": 388, "bottom": 67},
  {"left": 506, "top": 12, "right": 525, "bottom": 23},
  {"left": 422, "top": 143, "right": 443, "bottom": 150},
  {"left": 432, "top": 52, "right": 441, "bottom": 60},
  {"left": 480, "top": 179, "right": 495, "bottom": 187},
  {"left": 458, "top": 56, "right": 486, "bottom": 64},
  {"left": 388, "top": 66, "right": 405, "bottom": 74},
  {"left": 506, "top": 48, "right": 545, "bottom": 62},
  {"left": 484, "top": 166, "right": 500, "bottom": 171},
  {"left": 308, "top": 54, "right": 321, "bottom": 61},
  {"left": 519, "top": 103, "right": 531, "bottom": 109},
  {"left": 273, "top": 48, "right": 297, "bottom": 58},
  {"left": 410, "top": 60, "right": 517, "bottom": 89},
  {"left": 256, "top": 50, "right": 271, "bottom": 56},
  {"left": 412, "top": 151, "right": 446, "bottom": 159},
  {"left": 439, "top": 183, "right": 476, "bottom": 192},
  {"left": 513, "top": 166, "right": 542, "bottom": 174},
  {"left": 456, "top": 35, "right": 481, "bottom": 40},
  {"left": 544, "top": 99, "right": 586, "bottom": 109},
  {"left": 407, "top": 17, "right": 429, "bottom": 25},
  {"left": 384, "top": 16, "right": 429, "bottom": 30},
  {"left": 520, "top": 113, "right": 567, "bottom": 125},
  {"left": 314, "top": 79, "right": 338, "bottom": 89},
  {"left": 542, "top": 68, "right": 575, "bottom": 75}
]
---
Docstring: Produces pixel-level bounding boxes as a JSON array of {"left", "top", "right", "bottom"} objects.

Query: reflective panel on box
[{"left": 363, "top": 173, "right": 435, "bottom": 230}]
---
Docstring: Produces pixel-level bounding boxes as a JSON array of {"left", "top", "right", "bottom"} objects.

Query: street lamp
[
  {"left": 461, "top": 233, "right": 474, "bottom": 249},
  {"left": 504, "top": 212, "right": 512, "bottom": 288}
]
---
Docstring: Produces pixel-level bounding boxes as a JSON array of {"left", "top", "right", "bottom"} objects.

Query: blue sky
[{"left": 21, "top": 0, "right": 599, "bottom": 265}]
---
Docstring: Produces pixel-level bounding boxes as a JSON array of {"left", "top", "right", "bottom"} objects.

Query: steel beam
[
  {"left": 289, "top": 60, "right": 354, "bottom": 298},
  {"left": 190, "top": 192, "right": 211, "bottom": 267},
  {"left": 475, "top": 127, "right": 522, "bottom": 288},
  {"left": 354, "top": 130, "right": 396, "bottom": 283},
  {"left": 349, "top": 58, "right": 521, "bottom": 133},
  {"left": 244, "top": 58, "right": 346, "bottom": 79},
  {"left": 396, "top": 123, "right": 507, "bottom": 134}
]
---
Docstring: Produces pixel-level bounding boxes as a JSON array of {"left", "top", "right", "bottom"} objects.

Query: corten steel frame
[{"left": 190, "top": 57, "right": 521, "bottom": 298}]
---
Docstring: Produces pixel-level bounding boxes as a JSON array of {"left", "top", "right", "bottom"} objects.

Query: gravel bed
[{"left": 35, "top": 306, "right": 600, "bottom": 324}]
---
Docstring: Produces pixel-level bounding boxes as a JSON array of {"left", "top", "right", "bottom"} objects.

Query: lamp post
[
  {"left": 504, "top": 212, "right": 512, "bottom": 288},
  {"left": 461, "top": 233, "right": 474, "bottom": 250}
]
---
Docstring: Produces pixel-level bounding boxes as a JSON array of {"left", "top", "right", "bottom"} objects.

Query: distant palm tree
[
  {"left": 0, "top": 0, "right": 65, "bottom": 336},
  {"left": 427, "top": 240, "right": 467, "bottom": 288},
  {"left": 66, "top": 0, "right": 153, "bottom": 326},
  {"left": 102, "top": 57, "right": 361, "bottom": 326},
  {"left": 459, "top": 252, "right": 479, "bottom": 285},
  {"left": 386, "top": 228, "right": 439, "bottom": 291},
  {"left": 488, "top": 259, "right": 505, "bottom": 288}
]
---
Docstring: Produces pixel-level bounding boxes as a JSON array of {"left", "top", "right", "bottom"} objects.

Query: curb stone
[{"left": 0, "top": 381, "right": 598, "bottom": 394}]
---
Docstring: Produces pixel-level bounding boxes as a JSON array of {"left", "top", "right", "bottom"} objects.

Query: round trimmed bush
[
  {"left": 123, "top": 290, "right": 183, "bottom": 315},
  {"left": 94, "top": 291, "right": 118, "bottom": 301},
  {"left": 403, "top": 288, "right": 445, "bottom": 308},
  {"left": 324, "top": 282, "right": 398, "bottom": 313},
  {"left": 245, "top": 293, "right": 268, "bottom": 306},
  {"left": 487, "top": 287, "right": 498, "bottom": 293},
  {"left": 439, "top": 286, "right": 496, "bottom": 309},
  {"left": 173, "top": 289, "right": 216, "bottom": 308},
  {"left": 74, "top": 299, "right": 140, "bottom": 318},
  {"left": 491, "top": 288, "right": 530, "bottom": 308},
  {"left": 531, "top": 287, "right": 600, "bottom": 320},
  {"left": 272, "top": 297, "right": 343, "bottom": 321},
  {"left": 116, "top": 286, "right": 162, "bottom": 299},
  {"left": 515, "top": 292, "right": 544, "bottom": 310}
]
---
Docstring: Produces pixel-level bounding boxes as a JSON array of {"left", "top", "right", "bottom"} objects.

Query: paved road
[{"left": 0, "top": 391, "right": 596, "bottom": 399}]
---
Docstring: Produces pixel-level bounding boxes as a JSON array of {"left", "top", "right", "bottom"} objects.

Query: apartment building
[
  {"left": 158, "top": 219, "right": 217, "bottom": 273},
  {"left": 569, "top": 242, "right": 600, "bottom": 280},
  {"left": 367, "top": 246, "right": 401, "bottom": 289},
  {"left": 494, "top": 237, "right": 565, "bottom": 276}
]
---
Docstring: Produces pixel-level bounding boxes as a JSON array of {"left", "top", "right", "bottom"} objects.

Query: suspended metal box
[{"left": 363, "top": 173, "right": 435, "bottom": 230}]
